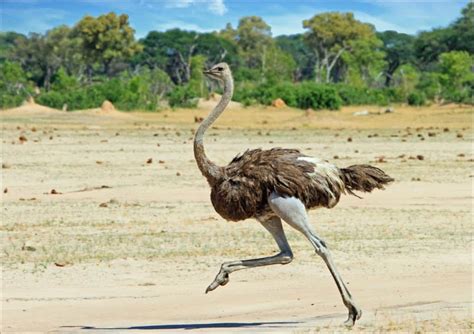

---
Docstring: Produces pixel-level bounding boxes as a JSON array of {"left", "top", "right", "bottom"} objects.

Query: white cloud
[
  {"left": 165, "top": 0, "right": 227, "bottom": 15},
  {"left": 208, "top": 0, "right": 227, "bottom": 15}
]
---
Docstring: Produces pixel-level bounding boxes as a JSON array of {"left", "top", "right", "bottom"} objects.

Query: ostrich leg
[
  {"left": 268, "top": 193, "right": 362, "bottom": 327},
  {"left": 205, "top": 216, "right": 293, "bottom": 293}
]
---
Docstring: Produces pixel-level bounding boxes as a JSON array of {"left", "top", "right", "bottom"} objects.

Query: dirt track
[{"left": 1, "top": 104, "right": 473, "bottom": 332}]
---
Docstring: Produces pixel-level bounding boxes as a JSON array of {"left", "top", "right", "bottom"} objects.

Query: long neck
[{"left": 194, "top": 75, "right": 233, "bottom": 185}]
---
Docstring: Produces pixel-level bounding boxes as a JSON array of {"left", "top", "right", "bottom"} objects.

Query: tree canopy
[{"left": 1, "top": 4, "right": 472, "bottom": 110}]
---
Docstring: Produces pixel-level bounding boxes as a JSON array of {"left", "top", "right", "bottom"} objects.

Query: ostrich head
[{"left": 203, "top": 62, "right": 232, "bottom": 83}]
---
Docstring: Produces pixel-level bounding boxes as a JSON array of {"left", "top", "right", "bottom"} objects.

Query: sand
[{"left": 1, "top": 103, "right": 473, "bottom": 333}]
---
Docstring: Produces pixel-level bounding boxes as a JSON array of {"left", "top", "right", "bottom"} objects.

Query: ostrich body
[{"left": 194, "top": 63, "right": 393, "bottom": 326}]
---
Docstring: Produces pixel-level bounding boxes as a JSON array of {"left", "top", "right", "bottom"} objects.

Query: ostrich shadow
[{"left": 63, "top": 321, "right": 299, "bottom": 331}]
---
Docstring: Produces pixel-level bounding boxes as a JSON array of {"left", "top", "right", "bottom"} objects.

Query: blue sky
[{"left": 1, "top": 0, "right": 469, "bottom": 38}]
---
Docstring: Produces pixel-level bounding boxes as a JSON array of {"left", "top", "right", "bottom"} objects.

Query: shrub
[
  {"left": 407, "top": 92, "right": 426, "bottom": 106},
  {"left": 38, "top": 69, "right": 175, "bottom": 111},
  {"left": 36, "top": 91, "right": 68, "bottom": 109},
  {"left": 296, "top": 83, "right": 341, "bottom": 110},
  {"left": 333, "top": 84, "right": 404, "bottom": 106},
  {"left": 168, "top": 85, "right": 199, "bottom": 108},
  {"left": 233, "top": 81, "right": 341, "bottom": 110},
  {"left": 0, "top": 61, "right": 33, "bottom": 108}
]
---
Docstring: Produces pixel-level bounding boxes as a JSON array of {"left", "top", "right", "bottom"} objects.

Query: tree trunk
[
  {"left": 44, "top": 67, "right": 52, "bottom": 91},
  {"left": 326, "top": 47, "right": 346, "bottom": 83},
  {"left": 384, "top": 60, "right": 399, "bottom": 87}
]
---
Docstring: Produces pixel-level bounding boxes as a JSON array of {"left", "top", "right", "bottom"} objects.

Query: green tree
[
  {"left": 10, "top": 26, "right": 79, "bottom": 90},
  {"left": 263, "top": 46, "right": 296, "bottom": 83},
  {"left": 189, "top": 55, "right": 207, "bottom": 97},
  {"left": 73, "top": 12, "right": 142, "bottom": 78},
  {"left": 451, "top": 2, "right": 474, "bottom": 54},
  {"left": 303, "top": 12, "right": 375, "bottom": 83},
  {"left": 392, "top": 64, "right": 421, "bottom": 99},
  {"left": 276, "top": 34, "right": 314, "bottom": 81},
  {"left": 136, "top": 29, "right": 239, "bottom": 85},
  {"left": 0, "top": 61, "right": 32, "bottom": 107},
  {"left": 414, "top": 28, "right": 454, "bottom": 69},
  {"left": 438, "top": 51, "right": 473, "bottom": 102},
  {"left": 0, "top": 32, "right": 26, "bottom": 63},
  {"left": 50, "top": 67, "right": 79, "bottom": 93},
  {"left": 341, "top": 35, "right": 386, "bottom": 87},
  {"left": 235, "top": 16, "right": 273, "bottom": 70},
  {"left": 377, "top": 31, "right": 415, "bottom": 86}
]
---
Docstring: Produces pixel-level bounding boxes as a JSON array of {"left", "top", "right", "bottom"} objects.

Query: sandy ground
[{"left": 1, "top": 103, "right": 473, "bottom": 333}]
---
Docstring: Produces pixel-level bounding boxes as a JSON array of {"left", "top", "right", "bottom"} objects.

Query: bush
[
  {"left": 0, "top": 61, "right": 33, "bottom": 108},
  {"left": 233, "top": 81, "right": 341, "bottom": 110},
  {"left": 407, "top": 92, "right": 426, "bottom": 106},
  {"left": 37, "top": 69, "right": 175, "bottom": 111},
  {"left": 36, "top": 91, "right": 68, "bottom": 109},
  {"left": 296, "top": 83, "right": 341, "bottom": 110},
  {"left": 333, "top": 84, "right": 404, "bottom": 106},
  {"left": 168, "top": 85, "right": 199, "bottom": 108}
]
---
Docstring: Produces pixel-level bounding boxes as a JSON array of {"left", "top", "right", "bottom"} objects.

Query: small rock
[
  {"left": 347, "top": 137, "right": 352, "bottom": 142},
  {"left": 176, "top": 172, "right": 181, "bottom": 176},
  {"left": 3, "top": 187, "right": 8, "bottom": 193},
  {"left": 19, "top": 135, "right": 27, "bottom": 142},
  {"left": 146, "top": 158, "right": 153, "bottom": 164},
  {"left": 99, "top": 203, "right": 108, "bottom": 208},
  {"left": 22, "top": 245, "right": 36, "bottom": 252},
  {"left": 2, "top": 163, "right": 11, "bottom": 169},
  {"left": 416, "top": 155, "right": 424, "bottom": 160},
  {"left": 458, "top": 153, "right": 465, "bottom": 157},
  {"left": 353, "top": 110, "right": 369, "bottom": 116},
  {"left": 159, "top": 160, "right": 165, "bottom": 164},
  {"left": 333, "top": 155, "right": 339, "bottom": 159},
  {"left": 194, "top": 116, "right": 204, "bottom": 123},
  {"left": 443, "top": 128, "right": 449, "bottom": 132},
  {"left": 50, "top": 189, "right": 61, "bottom": 195},
  {"left": 456, "top": 133, "right": 463, "bottom": 138},
  {"left": 54, "top": 262, "right": 71, "bottom": 267}
]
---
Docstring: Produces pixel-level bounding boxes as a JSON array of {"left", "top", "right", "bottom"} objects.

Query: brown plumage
[{"left": 209, "top": 148, "right": 393, "bottom": 222}]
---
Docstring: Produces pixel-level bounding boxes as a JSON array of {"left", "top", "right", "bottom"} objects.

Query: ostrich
[{"left": 194, "top": 62, "right": 393, "bottom": 326}]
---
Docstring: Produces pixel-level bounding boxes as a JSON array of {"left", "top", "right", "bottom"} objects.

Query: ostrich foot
[
  {"left": 343, "top": 304, "right": 362, "bottom": 327},
  {"left": 205, "top": 271, "right": 229, "bottom": 293}
]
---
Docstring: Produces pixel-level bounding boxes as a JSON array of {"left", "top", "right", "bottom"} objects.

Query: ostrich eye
[{"left": 217, "top": 67, "right": 224, "bottom": 71}]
